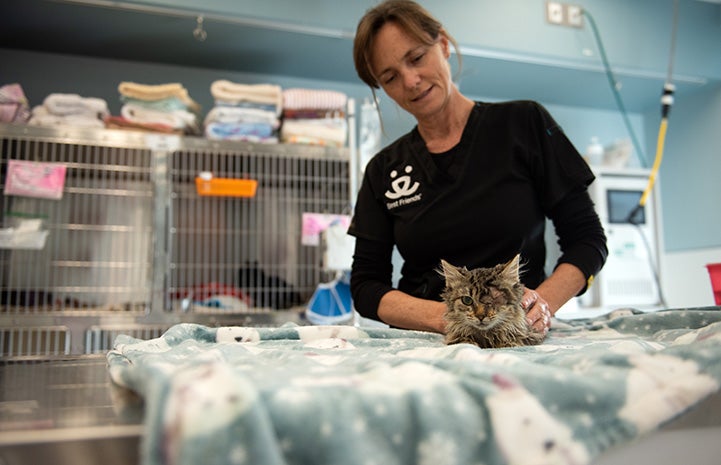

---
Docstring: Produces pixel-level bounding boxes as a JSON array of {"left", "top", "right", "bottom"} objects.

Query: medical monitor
[{"left": 607, "top": 189, "right": 645, "bottom": 225}]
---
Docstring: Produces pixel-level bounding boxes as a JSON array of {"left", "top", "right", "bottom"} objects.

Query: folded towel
[
  {"left": 210, "top": 80, "right": 282, "bottom": 114},
  {"left": 280, "top": 117, "right": 347, "bottom": 147},
  {"left": 282, "top": 88, "right": 347, "bottom": 111},
  {"left": 32, "top": 105, "right": 101, "bottom": 122},
  {"left": 43, "top": 93, "right": 109, "bottom": 118},
  {"left": 120, "top": 96, "right": 190, "bottom": 113},
  {"left": 104, "top": 115, "right": 181, "bottom": 134},
  {"left": 283, "top": 108, "right": 345, "bottom": 120},
  {"left": 204, "top": 106, "right": 279, "bottom": 127},
  {"left": 121, "top": 103, "right": 197, "bottom": 131},
  {"left": 205, "top": 122, "right": 278, "bottom": 143},
  {"left": 118, "top": 82, "right": 200, "bottom": 113},
  {"left": 214, "top": 101, "right": 279, "bottom": 114},
  {"left": 0, "top": 83, "right": 31, "bottom": 123},
  {"left": 29, "top": 106, "right": 105, "bottom": 129},
  {"left": 0, "top": 83, "right": 29, "bottom": 105}
]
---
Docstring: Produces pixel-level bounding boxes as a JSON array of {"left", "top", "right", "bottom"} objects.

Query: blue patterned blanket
[{"left": 107, "top": 308, "right": 721, "bottom": 465}]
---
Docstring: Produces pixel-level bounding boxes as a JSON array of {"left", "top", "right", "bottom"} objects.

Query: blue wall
[
  {"left": 2, "top": 0, "right": 720, "bottom": 252},
  {"left": 123, "top": 0, "right": 721, "bottom": 81},
  {"left": 649, "top": 83, "right": 721, "bottom": 252}
]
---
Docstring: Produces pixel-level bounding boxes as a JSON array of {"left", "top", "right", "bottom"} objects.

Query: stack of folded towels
[
  {"left": 204, "top": 80, "right": 282, "bottom": 143},
  {"left": 0, "top": 83, "right": 31, "bottom": 124},
  {"left": 107, "top": 82, "right": 201, "bottom": 135},
  {"left": 28, "top": 93, "right": 109, "bottom": 129},
  {"left": 280, "top": 88, "right": 348, "bottom": 147}
]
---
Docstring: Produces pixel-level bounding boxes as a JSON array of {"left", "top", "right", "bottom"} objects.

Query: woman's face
[{"left": 370, "top": 21, "right": 453, "bottom": 121}]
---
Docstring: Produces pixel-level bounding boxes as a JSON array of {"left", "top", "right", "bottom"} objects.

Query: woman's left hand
[{"left": 522, "top": 288, "right": 552, "bottom": 335}]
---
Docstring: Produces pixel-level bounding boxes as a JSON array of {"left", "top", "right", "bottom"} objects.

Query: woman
[{"left": 348, "top": 0, "right": 607, "bottom": 337}]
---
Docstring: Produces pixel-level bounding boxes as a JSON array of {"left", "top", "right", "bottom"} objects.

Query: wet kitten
[{"left": 439, "top": 255, "right": 544, "bottom": 348}]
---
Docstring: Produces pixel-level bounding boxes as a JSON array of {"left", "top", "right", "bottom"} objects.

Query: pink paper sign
[
  {"left": 301, "top": 213, "right": 350, "bottom": 246},
  {"left": 4, "top": 160, "right": 67, "bottom": 200}
]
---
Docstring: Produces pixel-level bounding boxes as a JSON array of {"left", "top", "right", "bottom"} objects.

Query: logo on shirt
[{"left": 385, "top": 164, "right": 422, "bottom": 210}]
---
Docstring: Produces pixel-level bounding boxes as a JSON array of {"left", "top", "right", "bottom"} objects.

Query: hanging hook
[{"left": 193, "top": 15, "right": 207, "bottom": 42}]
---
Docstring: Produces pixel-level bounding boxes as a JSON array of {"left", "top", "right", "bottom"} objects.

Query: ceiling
[{"left": 2, "top": 0, "right": 714, "bottom": 112}]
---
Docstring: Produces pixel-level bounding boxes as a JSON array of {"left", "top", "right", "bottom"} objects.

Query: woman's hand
[{"left": 522, "top": 288, "right": 552, "bottom": 335}]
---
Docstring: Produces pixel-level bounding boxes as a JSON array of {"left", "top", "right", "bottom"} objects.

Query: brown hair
[{"left": 353, "top": 0, "right": 462, "bottom": 89}]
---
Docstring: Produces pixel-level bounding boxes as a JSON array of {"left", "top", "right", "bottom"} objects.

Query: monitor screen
[{"left": 607, "top": 189, "right": 645, "bottom": 224}]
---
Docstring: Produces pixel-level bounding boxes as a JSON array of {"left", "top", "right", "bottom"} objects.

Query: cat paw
[{"left": 526, "top": 331, "right": 546, "bottom": 345}]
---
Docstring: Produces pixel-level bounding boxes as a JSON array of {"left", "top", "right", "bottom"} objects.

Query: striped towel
[{"left": 282, "top": 88, "right": 347, "bottom": 111}]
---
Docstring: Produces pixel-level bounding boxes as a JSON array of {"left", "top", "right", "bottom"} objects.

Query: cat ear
[
  {"left": 500, "top": 254, "right": 521, "bottom": 282},
  {"left": 439, "top": 259, "right": 465, "bottom": 283}
]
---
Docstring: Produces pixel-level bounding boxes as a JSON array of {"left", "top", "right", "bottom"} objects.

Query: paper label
[{"left": 4, "top": 160, "right": 67, "bottom": 200}]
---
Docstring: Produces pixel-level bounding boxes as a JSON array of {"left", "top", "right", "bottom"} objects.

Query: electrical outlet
[
  {"left": 567, "top": 5, "right": 584, "bottom": 28},
  {"left": 546, "top": 1, "right": 564, "bottom": 25},
  {"left": 545, "top": 2, "right": 584, "bottom": 28}
]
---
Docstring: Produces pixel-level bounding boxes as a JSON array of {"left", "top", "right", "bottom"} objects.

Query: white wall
[{"left": 661, "top": 247, "right": 721, "bottom": 308}]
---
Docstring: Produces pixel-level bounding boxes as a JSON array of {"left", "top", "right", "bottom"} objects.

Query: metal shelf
[{"left": 0, "top": 123, "right": 350, "bottom": 161}]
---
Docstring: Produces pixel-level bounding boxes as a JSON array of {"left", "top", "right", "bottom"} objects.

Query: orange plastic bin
[{"left": 706, "top": 263, "right": 721, "bottom": 305}]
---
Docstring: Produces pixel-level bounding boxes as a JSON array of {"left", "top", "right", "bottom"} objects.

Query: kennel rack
[{"left": 0, "top": 122, "right": 352, "bottom": 357}]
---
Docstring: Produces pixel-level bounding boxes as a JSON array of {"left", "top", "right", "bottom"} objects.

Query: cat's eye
[{"left": 461, "top": 296, "right": 473, "bottom": 306}]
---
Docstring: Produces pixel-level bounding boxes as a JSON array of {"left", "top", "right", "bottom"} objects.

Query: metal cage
[{"left": 0, "top": 124, "right": 351, "bottom": 356}]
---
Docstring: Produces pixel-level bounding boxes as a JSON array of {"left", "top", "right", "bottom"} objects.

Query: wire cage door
[{"left": 167, "top": 145, "right": 350, "bottom": 313}]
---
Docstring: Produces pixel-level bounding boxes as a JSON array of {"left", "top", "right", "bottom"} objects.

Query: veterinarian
[{"left": 347, "top": 0, "right": 608, "bottom": 337}]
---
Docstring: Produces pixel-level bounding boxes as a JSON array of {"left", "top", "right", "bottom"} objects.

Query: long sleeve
[
  {"left": 548, "top": 187, "right": 608, "bottom": 293},
  {"left": 349, "top": 237, "right": 395, "bottom": 321}
]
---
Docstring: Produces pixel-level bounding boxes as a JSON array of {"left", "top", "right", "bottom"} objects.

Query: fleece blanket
[{"left": 107, "top": 308, "right": 721, "bottom": 465}]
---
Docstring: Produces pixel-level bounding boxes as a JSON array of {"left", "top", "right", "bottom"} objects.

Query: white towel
[
  {"left": 29, "top": 106, "right": 105, "bottom": 129},
  {"left": 121, "top": 103, "right": 197, "bottom": 130},
  {"left": 43, "top": 93, "right": 109, "bottom": 118},
  {"left": 280, "top": 117, "right": 348, "bottom": 147}
]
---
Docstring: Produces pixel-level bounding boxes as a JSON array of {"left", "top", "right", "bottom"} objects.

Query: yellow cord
[{"left": 639, "top": 117, "right": 668, "bottom": 207}]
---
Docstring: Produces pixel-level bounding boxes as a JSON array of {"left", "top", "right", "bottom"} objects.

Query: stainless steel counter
[
  {"left": 2, "top": 350, "right": 721, "bottom": 465},
  {"left": 0, "top": 310, "right": 306, "bottom": 464},
  {"left": 0, "top": 355, "right": 143, "bottom": 465}
]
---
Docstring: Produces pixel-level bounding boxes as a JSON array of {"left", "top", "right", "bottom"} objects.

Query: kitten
[{"left": 439, "top": 255, "right": 544, "bottom": 348}]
